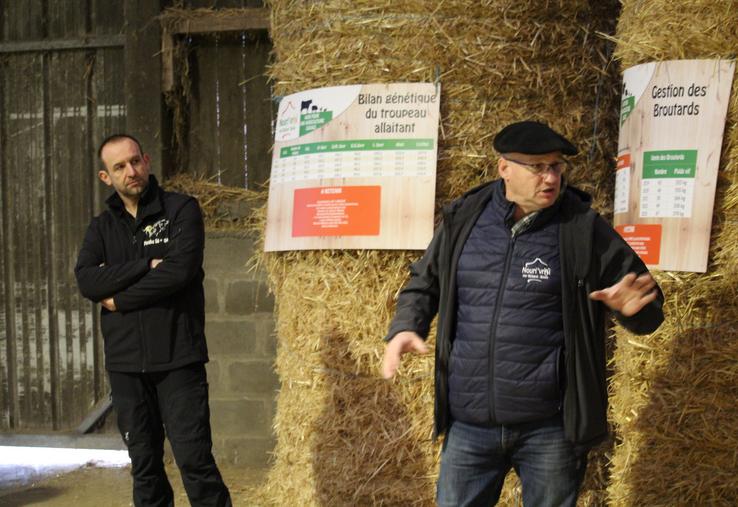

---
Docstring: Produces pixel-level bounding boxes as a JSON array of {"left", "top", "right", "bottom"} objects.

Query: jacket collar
[
  {"left": 105, "top": 174, "right": 163, "bottom": 224},
  {"left": 442, "top": 179, "right": 499, "bottom": 224}
]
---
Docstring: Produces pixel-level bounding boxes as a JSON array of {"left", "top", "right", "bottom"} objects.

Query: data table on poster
[
  {"left": 639, "top": 178, "right": 694, "bottom": 218},
  {"left": 270, "top": 138, "right": 435, "bottom": 183},
  {"left": 638, "top": 150, "right": 696, "bottom": 219},
  {"left": 614, "top": 166, "right": 630, "bottom": 214}
]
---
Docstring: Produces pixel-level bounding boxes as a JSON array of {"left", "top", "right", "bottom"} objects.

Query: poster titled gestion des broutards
[
  {"left": 615, "top": 59, "right": 734, "bottom": 272},
  {"left": 264, "top": 82, "right": 440, "bottom": 251}
]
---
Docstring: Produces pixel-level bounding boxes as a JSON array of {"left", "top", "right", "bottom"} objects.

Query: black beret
[{"left": 493, "top": 120, "right": 578, "bottom": 156}]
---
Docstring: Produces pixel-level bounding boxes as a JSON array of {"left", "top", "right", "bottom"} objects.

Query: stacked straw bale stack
[
  {"left": 256, "top": 1, "right": 620, "bottom": 505},
  {"left": 607, "top": 2, "right": 738, "bottom": 505}
]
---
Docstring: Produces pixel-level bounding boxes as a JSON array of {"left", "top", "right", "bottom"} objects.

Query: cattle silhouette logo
[
  {"left": 521, "top": 258, "right": 551, "bottom": 283},
  {"left": 143, "top": 218, "right": 169, "bottom": 246},
  {"left": 299, "top": 99, "right": 333, "bottom": 136},
  {"left": 300, "top": 99, "right": 330, "bottom": 114},
  {"left": 274, "top": 85, "right": 362, "bottom": 142}
]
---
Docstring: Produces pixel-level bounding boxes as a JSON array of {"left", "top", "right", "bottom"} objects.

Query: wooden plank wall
[
  {"left": 182, "top": 0, "right": 273, "bottom": 189},
  {"left": 0, "top": 0, "right": 125, "bottom": 430},
  {"left": 0, "top": 0, "right": 275, "bottom": 430}
]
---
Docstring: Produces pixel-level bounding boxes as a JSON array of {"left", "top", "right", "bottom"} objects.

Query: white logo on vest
[
  {"left": 143, "top": 218, "right": 170, "bottom": 246},
  {"left": 521, "top": 258, "right": 551, "bottom": 283}
]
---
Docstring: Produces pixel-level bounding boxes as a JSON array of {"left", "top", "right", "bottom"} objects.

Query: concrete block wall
[{"left": 203, "top": 232, "right": 278, "bottom": 467}]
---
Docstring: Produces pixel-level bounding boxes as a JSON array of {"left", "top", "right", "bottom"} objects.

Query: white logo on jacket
[
  {"left": 521, "top": 258, "right": 551, "bottom": 283},
  {"left": 143, "top": 218, "right": 170, "bottom": 246}
]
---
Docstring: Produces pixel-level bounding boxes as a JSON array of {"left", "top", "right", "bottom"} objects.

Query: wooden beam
[
  {"left": 76, "top": 394, "right": 113, "bottom": 434},
  {"left": 125, "top": 0, "right": 167, "bottom": 179},
  {"left": 161, "top": 30, "right": 175, "bottom": 93},
  {"left": 167, "top": 8, "right": 270, "bottom": 34},
  {"left": 0, "top": 35, "right": 125, "bottom": 53},
  {"left": 0, "top": 432, "right": 124, "bottom": 450}
]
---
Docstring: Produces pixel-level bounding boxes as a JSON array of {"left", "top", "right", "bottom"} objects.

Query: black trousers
[{"left": 108, "top": 363, "right": 231, "bottom": 507}]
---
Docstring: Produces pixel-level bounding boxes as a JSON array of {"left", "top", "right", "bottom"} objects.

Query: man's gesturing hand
[
  {"left": 589, "top": 272, "right": 658, "bottom": 317},
  {"left": 381, "top": 331, "right": 429, "bottom": 379}
]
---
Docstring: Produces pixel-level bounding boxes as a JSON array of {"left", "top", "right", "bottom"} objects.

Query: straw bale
[
  {"left": 611, "top": 0, "right": 738, "bottom": 65},
  {"left": 243, "top": 0, "right": 622, "bottom": 504},
  {"left": 608, "top": 2, "right": 738, "bottom": 504},
  {"left": 162, "top": 173, "right": 261, "bottom": 232},
  {"left": 265, "top": 0, "right": 621, "bottom": 211}
]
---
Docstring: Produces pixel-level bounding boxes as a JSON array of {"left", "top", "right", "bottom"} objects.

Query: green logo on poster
[
  {"left": 300, "top": 111, "right": 333, "bottom": 136},
  {"left": 620, "top": 95, "right": 635, "bottom": 125}
]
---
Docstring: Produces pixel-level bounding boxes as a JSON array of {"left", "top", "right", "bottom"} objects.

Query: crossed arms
[{"left": 74, "top": 199, "right": 204, "bottom": 313}]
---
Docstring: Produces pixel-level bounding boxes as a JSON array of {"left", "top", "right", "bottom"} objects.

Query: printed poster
[
  {"left": 264, "top": 83, "right": 440, "bottom": 251},
  {"left": 615, "top": 59, "right": 735, "bottom": 272}
]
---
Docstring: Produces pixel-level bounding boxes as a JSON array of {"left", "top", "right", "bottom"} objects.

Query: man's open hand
[
  {"left": 589, "top": 272, "right": 657, "bottom": 317},
  {"left": 381, "top": 331, "right": 429, "bottom": 379}
]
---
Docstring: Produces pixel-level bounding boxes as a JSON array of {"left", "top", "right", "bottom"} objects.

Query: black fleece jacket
[
  {"left": 75, "top": 175, "right": 208, "bottom": 372},
  {"left": 386, "top": 179, "right": 664, "bottom": 447}
]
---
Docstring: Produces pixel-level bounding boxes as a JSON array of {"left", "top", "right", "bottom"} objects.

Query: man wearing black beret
[{"left": 382, "top": 121, "right": 664, "bottom": 506}]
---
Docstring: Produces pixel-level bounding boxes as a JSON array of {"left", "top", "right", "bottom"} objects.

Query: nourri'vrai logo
[{"left": 521, "top": 258, "right": 551, "bottom": 283}]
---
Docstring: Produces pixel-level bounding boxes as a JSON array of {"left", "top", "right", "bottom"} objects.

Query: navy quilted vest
[{"left": 449, "top": 184, "right": 564, "bottom": 425}]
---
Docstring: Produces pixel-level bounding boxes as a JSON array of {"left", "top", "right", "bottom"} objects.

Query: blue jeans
[{"left": 437, "top": 414, "right": 587, "bottom": 507}]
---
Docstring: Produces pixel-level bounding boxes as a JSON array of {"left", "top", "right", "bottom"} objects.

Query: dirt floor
[{"left": 0, "top": 462, "right": 266, "bottom": 507}]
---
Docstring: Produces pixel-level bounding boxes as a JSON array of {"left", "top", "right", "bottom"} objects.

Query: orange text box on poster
[
  {"left": 616, "top": 153, "right": 630, "bottom": 169},
  {"left": 292, "top": 186, "right": 381, "bottom": 237},
  {"left": 615, "top": 224, "right": 662, "bottom": 266}
]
